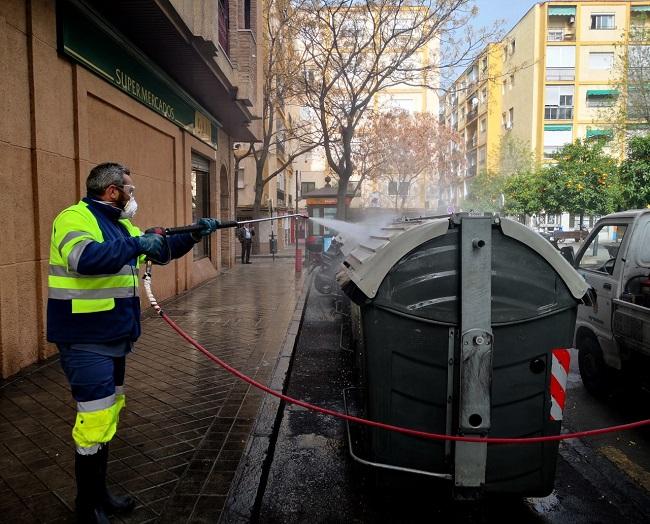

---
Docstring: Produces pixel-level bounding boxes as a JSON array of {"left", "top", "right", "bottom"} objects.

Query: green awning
[
  {"left": 549, "top": 6, "right": 576, "bottom": 16},
  {"left": 586, "top": 129, "right": 613, "bottom": 138},
  {"left": 586, "top": 89, "right": 619, "bottom": 97},
  {"left": 631, "top": 6, "right": 650, "bottom": 13},
  {"left": 545, "top": 124, "right": 572, "bottom": 131}
]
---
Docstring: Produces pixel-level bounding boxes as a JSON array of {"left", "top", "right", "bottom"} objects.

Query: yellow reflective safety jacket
[{"left": 47, "top": 198, "right": 144, "bottom": 343}]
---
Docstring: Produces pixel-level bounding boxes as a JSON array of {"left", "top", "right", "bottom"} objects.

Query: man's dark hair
[{"left": 86, "top": 163, "right": 130, "bottom": 198}]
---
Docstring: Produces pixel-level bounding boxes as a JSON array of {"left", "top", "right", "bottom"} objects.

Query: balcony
[
  {"left": 234, "top": 29, "right": 258, "bottom": 107},
  {"left": 544, "top": 146, "right": 561, "bottom": 159},
  {"left": 547, "top": 5, "right": 576, "bottom": 41},
  {"left": 630, "top": 8, "right": 650, "bottom": 40},
  {"left": 547, "top": 29, "right": 575, "bottom": 42},
  {"left": 546, "top": 67, "right": 575, "bottom": 81},
  {"left": 544, "top": 106, "right": 573, "bottom": 120}
]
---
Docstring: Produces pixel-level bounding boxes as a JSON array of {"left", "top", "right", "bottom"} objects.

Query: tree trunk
[
  {"left": 252, "top": 165, "right": 265, "bottom": 254},
  {"left": 579, "top": 211, "right": 584, "bottom": 229},
  {"left": 336, "top": 175, "right": 349, "bottom": 220}
]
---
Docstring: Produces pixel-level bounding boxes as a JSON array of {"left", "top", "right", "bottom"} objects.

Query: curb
[{"left": 220, "top": 274, "right": 311, "bottom": 523}]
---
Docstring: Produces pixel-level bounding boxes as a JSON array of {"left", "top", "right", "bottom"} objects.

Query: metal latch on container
[{"left": 459, "top": 328, "right": 493, "bottom": 432}]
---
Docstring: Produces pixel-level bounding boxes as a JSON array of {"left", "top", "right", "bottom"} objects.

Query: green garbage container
[{"left": 338, "top": 213, "right": 589, "bottom": 497}]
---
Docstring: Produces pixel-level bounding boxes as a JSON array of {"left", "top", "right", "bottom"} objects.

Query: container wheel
[{"left": 577, "top": 335, "right": 615, "bottom": 398}]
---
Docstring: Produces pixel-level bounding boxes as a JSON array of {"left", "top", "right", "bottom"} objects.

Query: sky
[{"left": 471, "top": 0, "right": 536, "bottom": 35}]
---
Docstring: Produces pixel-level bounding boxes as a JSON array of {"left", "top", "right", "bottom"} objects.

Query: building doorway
[{"left": 191, "top": 153, "right": 211, "bottom": 261}]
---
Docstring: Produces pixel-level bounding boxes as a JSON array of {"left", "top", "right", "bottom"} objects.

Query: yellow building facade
[{"left": 441, "top": 0, "right": 650, "bottom": 209}]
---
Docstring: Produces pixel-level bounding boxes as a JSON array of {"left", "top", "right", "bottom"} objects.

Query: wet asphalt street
[{"left": 254, "top": 283, "right": 650, "bottom": 524}]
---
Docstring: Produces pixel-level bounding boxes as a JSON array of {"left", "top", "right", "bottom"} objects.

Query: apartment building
[
  {"left": 439, "top": 42, "right": 504, "bottom": 208},
  {"left": 1, "top": 0, "right": 261, "bottom": 377},
  {"left": 440, "top": 1, "right": 650, "bottom": 210}
]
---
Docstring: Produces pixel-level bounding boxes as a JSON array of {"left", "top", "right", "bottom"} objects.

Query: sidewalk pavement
[{"left": 0, "top": 258, "right": 306, "bottom": 523}]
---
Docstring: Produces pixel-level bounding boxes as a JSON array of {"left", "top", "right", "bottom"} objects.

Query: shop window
[{"left": 191, "top": 154, "right": 211, "bottom": 260}]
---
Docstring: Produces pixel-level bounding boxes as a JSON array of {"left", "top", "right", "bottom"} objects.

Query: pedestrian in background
[
  {"left": 47, "top": 162, "right": 219, "bottom": 523},
  {"left": 238, "top": 222, "right": 255, "bottom": 264}
]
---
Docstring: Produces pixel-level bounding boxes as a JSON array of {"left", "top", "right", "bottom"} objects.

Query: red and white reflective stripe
[{"left": 550, "top": 348, "right": 571, "bottom": 421}]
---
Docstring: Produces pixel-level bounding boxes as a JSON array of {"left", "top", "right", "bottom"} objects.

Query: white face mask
[{"left": 120, "top": 197, "right": 138, "bottom": 219}]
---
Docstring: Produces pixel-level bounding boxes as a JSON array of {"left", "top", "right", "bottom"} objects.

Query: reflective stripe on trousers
[
  {"left": 57, "top": 346, "right": 127, "bottom": 455},
  {"left": 74, "top": 394, "right": 120, "bottom": 454}
]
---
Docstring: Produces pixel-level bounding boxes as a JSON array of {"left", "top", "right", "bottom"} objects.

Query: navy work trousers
[{"left": 58, "top": 345, "right": 125, "bottom": 403}]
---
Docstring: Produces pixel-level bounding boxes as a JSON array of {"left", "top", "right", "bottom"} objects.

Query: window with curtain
[
  {"left": 546, "top": 46, "right": 576, "bottom": 80},
  {"left": 545, "top": 85, "right": 574, "bottom": 119},
  {"left": 591, "top": 14, "right": 615, "bottom": 30},
  {"left": 546, "top": 46, "right": 576, "bottom": 67},
  {"left": 588, "top": 52, "right": 614, "bottom": 70},
  {"left": 543, "top": 128, "right": 573, "bottom": 157}
]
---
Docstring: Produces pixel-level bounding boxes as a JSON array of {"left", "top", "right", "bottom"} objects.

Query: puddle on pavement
[
  {"left": 526, "top": 490, "right": 561, "bottom": 513},
  {"left": 296, "top": 433, "right": 330, "bottom": 449}
]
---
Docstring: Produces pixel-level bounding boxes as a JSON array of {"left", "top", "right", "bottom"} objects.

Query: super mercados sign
[
  {"left": 115, "top": 69, "right": 176, "bottom": 120},
  {"left": 58, "top": 1, "right": 218, "bottom": 148}
]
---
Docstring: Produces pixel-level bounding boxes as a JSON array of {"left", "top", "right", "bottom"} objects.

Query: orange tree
[
  {"left": 503, "top": 169, "right": 544, "bottom": 217},
  {"left": 619, "top": 134, "right": 650, "bottom": 209},
  {"left": 539, "top": 139, "right": 620, "bottom": 226}
]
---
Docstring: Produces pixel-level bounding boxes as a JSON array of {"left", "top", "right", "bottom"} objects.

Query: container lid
[
  {"left": 499, "top": 218, "right": 588, "bottom": 300},
  {"left": 338, "top": 218, "right": 449, "bottom": 299},
  {"left": 339, "top": 216, "right": 588, "bottom": 301}
]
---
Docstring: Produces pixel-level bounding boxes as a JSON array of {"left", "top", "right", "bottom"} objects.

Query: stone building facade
[{"left": 0, "top": 0, "right": 261, "bottom": 377}]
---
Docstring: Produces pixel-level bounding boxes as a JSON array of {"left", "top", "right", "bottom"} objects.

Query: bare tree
[
  {"left": 239, "top": 0, "right": 323, "bottom": 221},
  {"left": 293, "top": 0, "right": 499, "bottom": 218},
  {"left": 608, "top": 26, "right": 650, "bottom": 137},
  {"left": 356, "top": 110, "right": 463, "bottom": 209}
]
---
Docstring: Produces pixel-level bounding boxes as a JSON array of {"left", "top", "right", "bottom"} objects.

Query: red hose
[{"left": 159, "top": 312, "right": 650, "bottom": 444}]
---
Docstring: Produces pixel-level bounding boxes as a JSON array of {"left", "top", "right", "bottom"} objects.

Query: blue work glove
[
  {"left": 135, "top": 233, "right": 165, "bottom": 259},
  {"left": 191, "top": 218, "right": 220, "bottom": 241}
]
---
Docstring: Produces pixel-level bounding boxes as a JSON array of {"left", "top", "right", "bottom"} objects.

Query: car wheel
[{"left": 577, "top": 335, "right": 616, "bottom": 398}]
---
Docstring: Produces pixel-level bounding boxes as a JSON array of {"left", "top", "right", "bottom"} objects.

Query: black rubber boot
[
  {"left": 75, "top": 451, "right": 111, "bottom": 524},
  {"left": 98, "top": 444, "right": 135, "bottom": 515}
]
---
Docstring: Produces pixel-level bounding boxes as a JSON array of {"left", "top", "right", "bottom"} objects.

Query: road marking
[{"left": 600, "top": 445, "right": 650, "bottom": 493}]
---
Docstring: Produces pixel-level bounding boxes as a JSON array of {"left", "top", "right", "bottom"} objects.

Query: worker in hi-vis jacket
[{"left": 47, "top": 162, "right": 219, "bottom": 523}]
